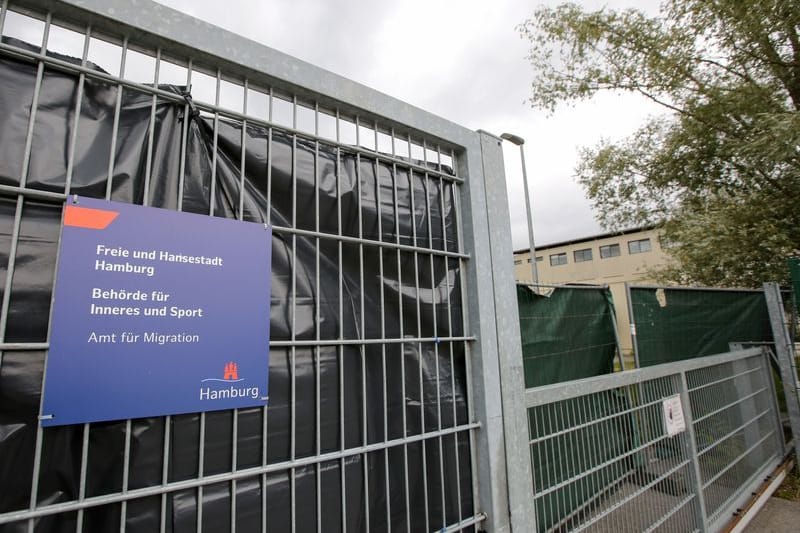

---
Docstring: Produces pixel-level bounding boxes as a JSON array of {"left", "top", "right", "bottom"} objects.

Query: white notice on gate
[{"left": 663, "top": 394, "right": 686, "bottom": 437}]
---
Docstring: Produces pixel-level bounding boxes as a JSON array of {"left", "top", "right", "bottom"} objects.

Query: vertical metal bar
[
  {"left": 335, "top": 109, "right": 347, "bottom": 533},
  {"left": 354, "top": 116, "right": 369, "bottom": 533},
  {"left": 544, "top": 403, "right": 555, "bottom": 527},
  {"left": 105, "top": 36, "right": 128, "bottom": 200},
  {"left": 63, "top": 24, "right": 91, "bottom": 196},
  {"left": 290, "top": 94, "right": 298, "bottom": 533},
  {"left": 314, "top": 102, "right": 322, "bottom": 533},
  {"left": 390, "top": 130, "right": 412, "bottom": 533},
  {"left": 373, "top": 123, "right": 391, "bottom": 532},
  {"left": 74, "top": 423, "right": 90, "bottom": 533},
  {"left": 0, "top": 12, "right": 51, "bottom": 372},
  {"left": 559, "top": 400, "right": 571, "bottom": 528},
  {"left": 763, "top": 347, "right": 787, "bottom": 455},
  {"left": 159, "top": 416, "right": 172, "bottom": 533},
  {"left": 261, "top": 374, "right": 268, "bottom": 533},
  {"left": 596, "top": 392, "right": 610, "bottom": 529},
  {"left": 261, "top": 99, "right": 270, "bottom": 533},
  {"left": 529, "top": 406, "right": 538, "bottom": 527},
  {"left": 439, "top": 152, "right": 463, "bottom": 526},
  {"left": 451, "top": 145, "right": 480, "bottom": 525},
  {"left": 196, "top": 411, "right": 206, "bottom": 533},
  {"left": 208, "top": 68, "right": 220, "bottom": 216},
  {"left": 195, "top": 125, "right": 218, "bottom": 533},
  {"left": 575, "top": 395, "right": 589, "bottom": 528},
  {"left": 23, "top": 17, "right": 52, "bottom": 533},
  {"left": 119, "top": 419, "right": 132, "bottom": 532},
  {"left": 143, "top": 48, "right": 161, "bottom": 206},
  {"left": 18, "top": 13, "right": 50, "bottom": 190},
  {"left": 176, "top": 59, "right": 192, "bottom": 212},
  {"left": 679, "top": 372, "right": 710, "bottom": 532},
  {"left": 229, "top": 83, "right": 247, "bottom": 533},
  {"left": 266, "top": 88, "right": 273, "bottom": 226},
  {"left": 238, "top": 80, "right": 248, "bottom": 221},
  {"left": 408, "top": 137, "right": 430, "bottom": 530},
  {"left": 0, "top": 0, "right": 8, "bottom": 32},
  {"left": 764, "top": 283, "right": 800, "bottom": 465},
  {"left": 423, "top": 140, "right": 446, "bottom": 529},
  {"left": 580, "top": 396, "right": 593, "bottom": 528},
  {"left": 569, "top": 397, "right": 582, "bottom": 530},
  {"left": 0, "top": 204, "right": 23, "bottom": 369},
  {"left": 231, "top": 407, "right": 238, "bottom": 533}
]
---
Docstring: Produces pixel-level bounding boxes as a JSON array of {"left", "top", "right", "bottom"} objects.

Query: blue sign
[{"left": 41, "top": 197, "right": 272, "bottom": 426}]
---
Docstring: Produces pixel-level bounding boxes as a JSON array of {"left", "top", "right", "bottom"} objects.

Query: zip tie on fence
[{"left": 180, "top": 88, "right": 200, "bottom": 119}]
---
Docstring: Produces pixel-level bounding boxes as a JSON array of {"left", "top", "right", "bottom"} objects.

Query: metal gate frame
[
  {"left": 764, "top": 282, "right": 800, "bottom": 467},
  {"left": 0, "top": 0, "right": 534, "bottom": 530},
  {"left": 525, "top": 347, "right": 787, "bottom": 532}
]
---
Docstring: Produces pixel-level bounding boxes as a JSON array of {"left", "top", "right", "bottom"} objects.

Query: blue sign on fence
[{"left": 41, "top": 197, "right": 272, "bottom": 426}]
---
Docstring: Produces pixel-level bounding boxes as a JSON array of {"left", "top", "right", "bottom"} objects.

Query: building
[{"left": 513, "top": 226, "right": 671, "bottom": 358}]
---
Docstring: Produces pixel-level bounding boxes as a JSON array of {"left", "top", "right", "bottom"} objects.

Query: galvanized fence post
[
  {"left": 625, "top": 282, "right": 641, "bottom": 368},
  {"left": 764, "top": 282, "right": 800, "bottom": 466},
  {"left": 677, "top": 371, "right": 710, "bottom": 532},
  {"left": 460, "top": 130, "right": 535, "bottom": 532}
]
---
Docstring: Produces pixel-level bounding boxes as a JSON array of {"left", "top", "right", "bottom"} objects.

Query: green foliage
[{"left": 520, "top": 0, "right": 800, "bottom": 286}]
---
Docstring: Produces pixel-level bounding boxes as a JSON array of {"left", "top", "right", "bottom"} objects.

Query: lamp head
[{"left": 500, "top": 133, "right": 525, "bottom": 146}]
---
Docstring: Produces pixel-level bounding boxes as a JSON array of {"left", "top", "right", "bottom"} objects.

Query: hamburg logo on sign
[{"left": 200, "top": 362, "right": 262, "bottom": 401}]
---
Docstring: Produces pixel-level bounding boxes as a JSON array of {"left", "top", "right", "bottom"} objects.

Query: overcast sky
[
  {"left": 156, "top": 0, "right": 667, "bottom": 249},
  {"left": 12, "top": 0, "right": 666, "bottom": 249}
]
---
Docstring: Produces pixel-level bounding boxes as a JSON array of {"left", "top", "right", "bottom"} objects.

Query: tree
[{"left": 519, "top": 0, "right": 800, "bottom": 287}]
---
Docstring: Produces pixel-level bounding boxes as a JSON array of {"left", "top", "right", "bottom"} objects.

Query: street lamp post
[{"left": 500, "top": 133, "right": 539, "bottom": 285}]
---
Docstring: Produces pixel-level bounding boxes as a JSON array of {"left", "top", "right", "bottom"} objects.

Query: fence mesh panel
[
  {"left": 0, "top": 2, "right": 482, "bottom": 531},
  {"left": 526, "top": 349, "right": 784, "bottom": 532}
]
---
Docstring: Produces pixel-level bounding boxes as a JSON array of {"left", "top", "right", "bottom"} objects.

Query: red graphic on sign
[
  {"left": 223, "top": 362, "right": 239, "bottom": 381},
  {"left": 64, "top": 205, "right": 119, "bottom": 229}
]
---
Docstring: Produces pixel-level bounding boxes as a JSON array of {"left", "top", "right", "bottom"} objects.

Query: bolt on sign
[{"left": 41, "top": 197, "right": 272, "bottom": 426}]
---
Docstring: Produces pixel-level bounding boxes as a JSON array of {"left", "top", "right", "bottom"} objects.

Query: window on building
[
  {"left": 536, "top": 256, "right": 543, "bottom": 262},
  {"left": 514, "top": 259, "right": 523, "bottom": 265},
  {"left": 573, "top": 248, "right": 593, "bottom": 262},
  {"left": 549, "top": 253, "right": 567, "bottom": 266},
  {"left": 599, "top": 243, "right": 621, "bottom": 259},
  {"left": 628, "top": 238, "right": 652, "bottom": 254}
]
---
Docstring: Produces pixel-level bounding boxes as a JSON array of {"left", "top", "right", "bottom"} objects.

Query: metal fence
[
  {"left": 0, "top": 0, "right": 534, "bottom": 531},
  {"left": 525, "top": 347, "right": 785, "bottom": 532}
]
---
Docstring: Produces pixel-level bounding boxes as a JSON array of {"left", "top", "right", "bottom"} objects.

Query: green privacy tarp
[
  {"left": 517, "top": 284, "right": 618, "bottom": 388},
  {"left": 630, "top": 287, "right": 773, "bottom": 367}
]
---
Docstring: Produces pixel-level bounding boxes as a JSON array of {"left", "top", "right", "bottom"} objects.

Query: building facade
[{"left": 513, "top": 226, "right": 671, "bottom": 358}]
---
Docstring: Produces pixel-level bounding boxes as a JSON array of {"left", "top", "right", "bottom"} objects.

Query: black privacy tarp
[{"left": 0, "top": 39, "right": 472, "bottom": 532}]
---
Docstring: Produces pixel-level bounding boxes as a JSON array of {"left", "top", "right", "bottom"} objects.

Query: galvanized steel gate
[
  {"left": 526, "top": 347, "right": 786, "bottom": 532},
  {"left": 0, "top": 0, "right": 533, "bottom": 531}
]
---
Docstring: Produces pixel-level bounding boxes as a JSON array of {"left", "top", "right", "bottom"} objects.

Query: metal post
[
  {"left": 678, "top": 372, "right": 710, "bottom": 532},
  {"left": 500, "top": 133, "right": 538, "bottom": 284},
  {"left": 625, "top": 283, "right": 641, "bottom": 368},
  {"left": 474, "top": 131, "right": 536, "bottom": 531},
  {"left": 763, "top": 283, "right": 800, "bottom": 466}
]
